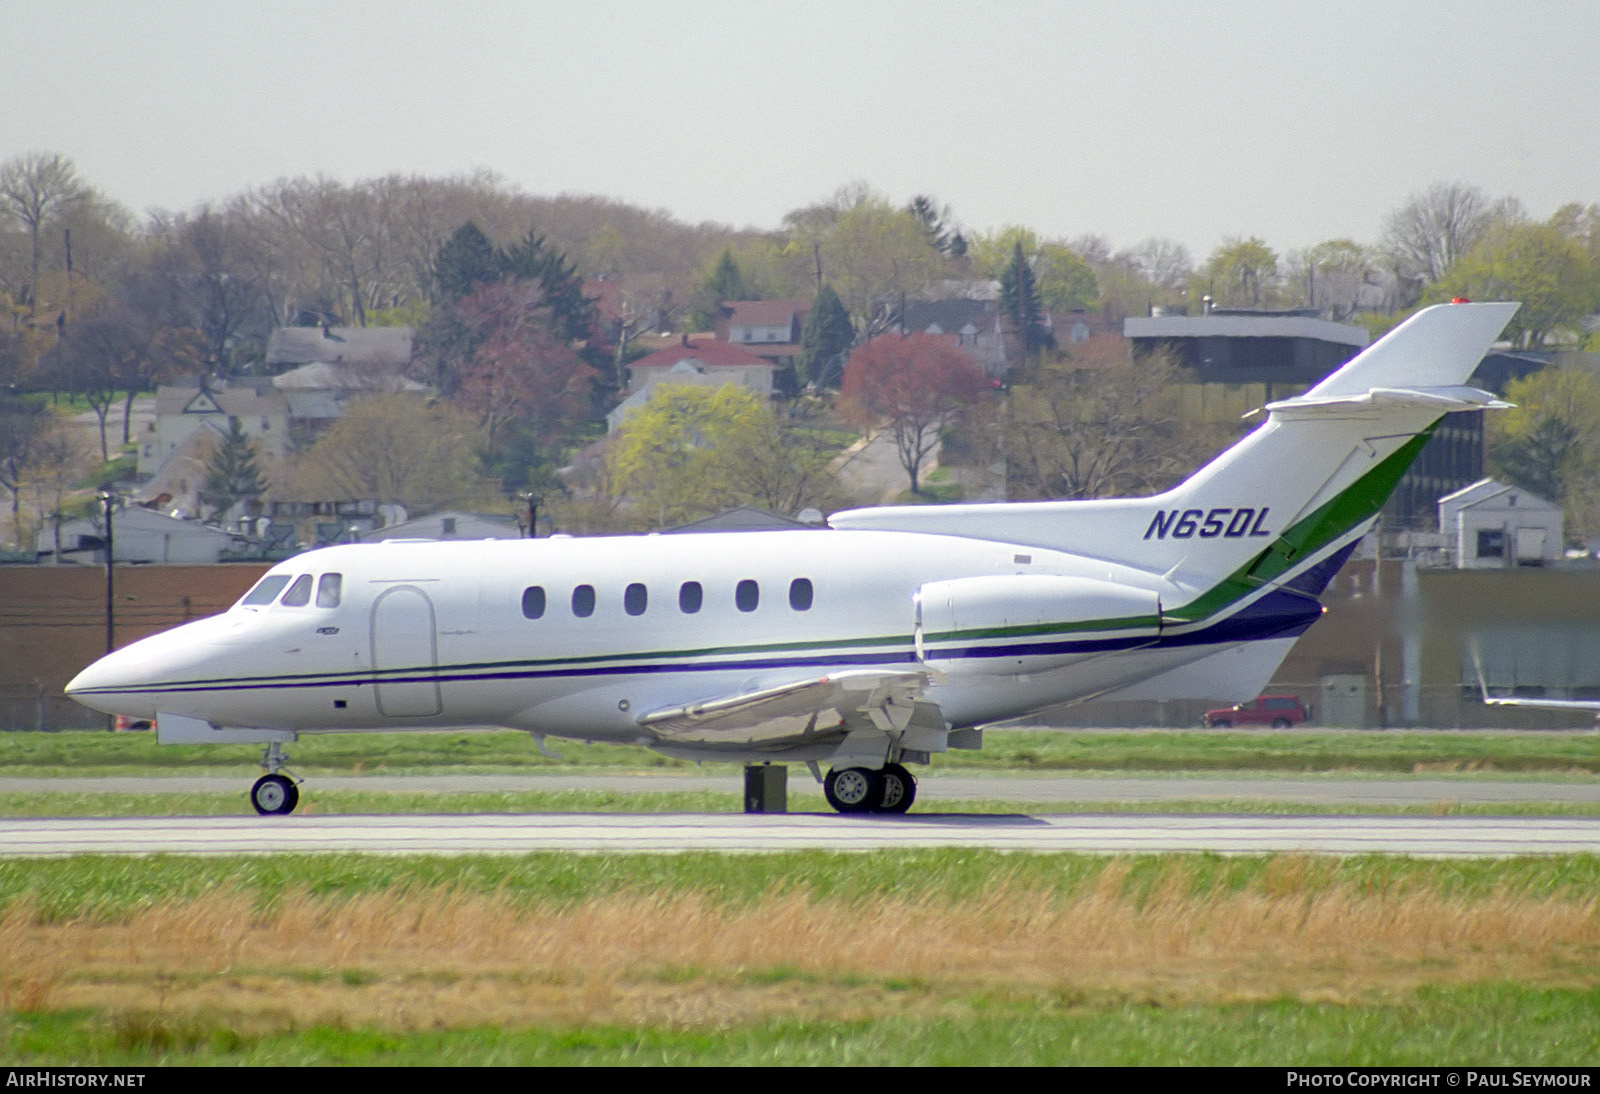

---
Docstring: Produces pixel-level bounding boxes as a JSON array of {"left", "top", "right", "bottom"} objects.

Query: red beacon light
[{"left": 1450, "top": 297, "right": 1472, "bottom": 304}]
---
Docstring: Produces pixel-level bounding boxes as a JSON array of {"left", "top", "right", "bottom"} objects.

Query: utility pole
[{"left": 100, "top": 489, "right": 115, "bottom": 654}]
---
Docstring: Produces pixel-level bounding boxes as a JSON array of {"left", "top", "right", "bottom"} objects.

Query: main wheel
[
  {"left": 824, "top": 766, "right": 882, "bottom": 813},
  {"left": 875, "top": 763, "right": 917, "bottom": 814},
  {"left": 251, "top": 773, "right": 299, "bottom": 816}
]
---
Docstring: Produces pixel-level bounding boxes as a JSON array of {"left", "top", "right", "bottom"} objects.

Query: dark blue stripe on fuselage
[{"left": 77, "top": 585, "right": 1326, "bottom": 698}]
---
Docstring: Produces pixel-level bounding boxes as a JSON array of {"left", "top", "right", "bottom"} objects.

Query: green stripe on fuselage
[{"left": 1167, "top": 428, "right": 1434, "bottom": 623}]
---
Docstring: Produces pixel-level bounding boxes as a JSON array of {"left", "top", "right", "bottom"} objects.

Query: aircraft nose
[{"left": 66, "top": 641, "right": 163, "bottom": 717}]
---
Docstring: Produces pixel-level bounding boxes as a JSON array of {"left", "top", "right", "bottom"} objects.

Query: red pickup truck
[{"left": 1202, "top": 695, "right": 1309, "bottom": 728}]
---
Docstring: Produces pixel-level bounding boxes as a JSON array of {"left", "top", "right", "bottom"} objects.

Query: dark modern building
[{"left": 1125, "top": 308, "right": 1501, "bottom": 531}]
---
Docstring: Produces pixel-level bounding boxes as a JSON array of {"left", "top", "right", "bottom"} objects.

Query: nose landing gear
[{"left": 250, "top": 742, "right": 302, "bottom": 815}]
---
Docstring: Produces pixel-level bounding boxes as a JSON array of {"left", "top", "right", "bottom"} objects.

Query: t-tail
[{"left": 830, "top": 301, "right": 1520, "bottom": 613}]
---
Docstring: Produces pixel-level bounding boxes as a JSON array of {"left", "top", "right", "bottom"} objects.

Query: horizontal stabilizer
[{"left": 1258, "top": 385, "right": 1513, "bottom": 419}]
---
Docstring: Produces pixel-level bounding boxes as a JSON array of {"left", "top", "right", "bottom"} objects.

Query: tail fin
[{"left": 831, "top": 301, "right": 1519, "bottom": 603}]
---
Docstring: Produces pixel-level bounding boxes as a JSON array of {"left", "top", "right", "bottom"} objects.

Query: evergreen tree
[
  {"left": 907, "top": 194, "right": 966, "bottom": 257},
  {"left": 431, "top": 222, "right": 499, "bottom": 303},
  {"left": 797, "top": 284, "right": 854, "bottom": 389},
  {"left": 1000, "top": 240, "right": 1052, "bottom": 360},
  {"left": 200, "top": 416, "right": 268, "bottom": 518},
  {"left": 685, "top": 250, "right": 749, "bottom": 331},
  {"left": 499, "top": 229, "right": 596, "bottom": 342}
]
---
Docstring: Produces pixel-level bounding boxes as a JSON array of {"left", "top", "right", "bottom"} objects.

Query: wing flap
[{"left": 638, "top": 668, "right": 932, "bottom": 741}]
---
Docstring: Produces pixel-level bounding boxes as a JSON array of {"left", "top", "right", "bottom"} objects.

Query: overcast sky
[{"left": 7, "top": 0, "right": 1598, "bottom": 259}]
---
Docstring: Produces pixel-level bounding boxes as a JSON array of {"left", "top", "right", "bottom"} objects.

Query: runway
[{"left": 5, "top": 812, "right": 1598, "bottom": 857}]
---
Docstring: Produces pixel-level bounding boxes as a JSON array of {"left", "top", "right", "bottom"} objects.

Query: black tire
[
  {"left": 875, "top": 763, "right": 917, "bottom": 814},
  {"left": 824, "top": 767, "right": 882, "bottom": 813},
  {"left": 1271, "top": 718, "right": 1292, "bottom": 728},
  {"left": 1210, "top": 719, "right": 1231, "bottom": 728},
  {"left": 251, "top": 774, "right": 299, "bottom": 816}
]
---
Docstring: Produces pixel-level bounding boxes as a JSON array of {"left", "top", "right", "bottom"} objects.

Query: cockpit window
[
  {"left": 241, "top": 575, "right": 291, "bottom": 606},
  {"left": 280, "top": 574, "right": 313, "bottom": 607},
  {"left": 316, "top": 573, "right": 342, "bottom": 608}
]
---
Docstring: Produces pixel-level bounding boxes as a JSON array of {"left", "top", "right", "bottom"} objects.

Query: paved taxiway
[{"left": 4, "top": 812, "right": 1598, "bottom": 857}]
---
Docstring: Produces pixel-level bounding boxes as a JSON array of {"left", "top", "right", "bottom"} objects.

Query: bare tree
[
  {"left": 0, "top": 152, "right": 87, "bottom": 307},
  {"left": 1382, "top": 182, "right": 1503, "bottom": 286}
]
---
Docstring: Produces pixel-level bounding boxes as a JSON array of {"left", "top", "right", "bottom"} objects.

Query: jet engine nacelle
[{"left": 913, "top": 573, "right": 1160, "bottom": 674}]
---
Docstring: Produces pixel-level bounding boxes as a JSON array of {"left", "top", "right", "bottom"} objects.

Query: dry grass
[{"left": 5, "top": 859, "right": 1598, "bottom": 1032}]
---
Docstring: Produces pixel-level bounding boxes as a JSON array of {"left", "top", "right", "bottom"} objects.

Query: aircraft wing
[
  {"left": 1483, "top": 696, "right": 1600, "bottom": 716},
  {"left": 637, "top": 668, "right": 935, "bottom": 743}
]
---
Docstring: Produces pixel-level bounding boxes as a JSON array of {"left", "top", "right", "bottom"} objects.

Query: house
[
  {"left": 136, "top": 379, "right": 290, "bottom": 515},
  {"left": 37, "top": 506, "right": 237, "bottom": 565},
  {"left": 715, "top": 299, "right": 809, "bottom": 365},
  {"left": 362, "top": 510, "right": 522, "bottom": 542},
  {"left": 898, "top": 299, "right": 1008, "bottom": 375},
  {"left": 264, "top": 325, "right": 414, "bottom": 373},
  {"left": 138, "top": 335, "right": 430, "bottom": 515},
  {"left": 1439, "top": 479, "right": 1564, "bottom": 568}
]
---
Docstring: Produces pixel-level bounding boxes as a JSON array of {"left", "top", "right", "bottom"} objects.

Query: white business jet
[{"left": 67, "top": 302, "right": 1519, "bottom": 815}]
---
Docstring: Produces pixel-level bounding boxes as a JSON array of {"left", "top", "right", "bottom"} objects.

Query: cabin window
[
  {"left": 241, "top": 574, "right": 291, "bottom": 606},
  {"left": 572, "top": 584, "right": 596, "bottom": 618},
  {"left": 679, "top": 581, "right": 703, "bottom": 614},
  {"left": 736, "top": 579, "right": 759, "bottom": 613},
  {"left": 625, "top": 582, "right": 648, "bottom": 616},
  {"left": 789, "top": 578, "right": 813, "bottom": 611},
  {"left": 280, "top": 574, "right": 313, "bottom": 607},
  {"left": 521, "top": 586, "right": 546, "bottom": 619},
  {"left": 316, "top": 573, "right": 342, "bottom": 608}
]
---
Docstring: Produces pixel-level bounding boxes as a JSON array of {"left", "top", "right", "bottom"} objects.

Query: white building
[
  {"left": 39, "top": 506, "right": 238, "bottom": 564},
  {"left": 1438, "top": 479, "right": 1564, "bottom": 568}
]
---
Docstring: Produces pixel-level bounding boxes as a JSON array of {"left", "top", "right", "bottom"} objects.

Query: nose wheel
[
  {"left": 251, "top": 773, "right": 299, "bottom": 815},
  {"left": 251, "top": 742, "right": 302, "bottom": 816}
]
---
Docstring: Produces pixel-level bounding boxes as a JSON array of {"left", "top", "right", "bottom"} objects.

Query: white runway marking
[{"left": 4, "top": 812, "right": 1597, "bottom": 857}]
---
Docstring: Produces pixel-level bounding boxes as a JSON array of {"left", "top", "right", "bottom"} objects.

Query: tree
[
  {"left": 200, "top": 416, "right": 269, "bottom": 519},
  {"left": 0, "top": 398, "right": 49, "bottom": 547},
  {"left": 58, "top": 305, "right": 204, "bottom": 456},
  {"left": 288, "top": 392, "right": 491, "bottom": 510},
  {"left": 18, "top": 416, "right": 92, "bottom": 561},
  {"left": 796, "top": 284, "right": 853, "bottom": 388},
  {"left": 791, "top": 190, "right": 947, "bottom": 338},
  {"left": 999, "top": 239, "right": 1050, "bottom": 362},
  {"left": 684, "top": 249, "right": 749, "bottom": 332},
  {"left": 448, "top": 280, "right": 596, "bottom": 475},
  {"left": 1382, "top": 182, "right": 1497, "bottom": 285},
  {"left": 1199, "top": 237, "right": 1281, "bottom": 308},
  {"left": 1002, "top": 337, "right": 1224, "bottom": 501},
  {"left": 841, "top": 332, "right": 987, "bottom": 495},
  {"left": 1488, "top": 366, "right": 1600, "bottom": 540},
  {"left": 1295, "top": 239, "right": 1378, "bottom": 319},
  {"left": 970, "top": 227, "right": 1097, "bottom": 315},
  {"left": 418, "top": 224, "right": 598, "bottom": 393},
  {"left": 605, "top": 384, "right": 767, "bottom": 527},
  {"left": 0, "top": 152, "right": 87, "bottom": 307},
  {"left": 1428, "top": 221, "right": 1594, "bottom": 348},
  {"left": 430, "top": 221, "right": 500, "bottom": 303},
  {"left": 906, "top": 195, "right": 966, "bottom": 257}
]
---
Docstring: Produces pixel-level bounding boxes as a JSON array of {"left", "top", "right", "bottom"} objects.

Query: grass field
[
  {"left": 4, "top": 726, "right": 1598, "bottom": 777},
  {"left": 3, "top": 727, "right": 1596, "bottom": 1064},
  {"left": 2, "top": 852, "right": 1598, "bottom": 1065}
]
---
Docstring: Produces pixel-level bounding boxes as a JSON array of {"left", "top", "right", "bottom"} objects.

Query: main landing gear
[
  {"left": 250, "top": 741, "right": 302, "bottom": 816},
  {"left": 823, "top": 763, "right": 917, "bottom": 815}
]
